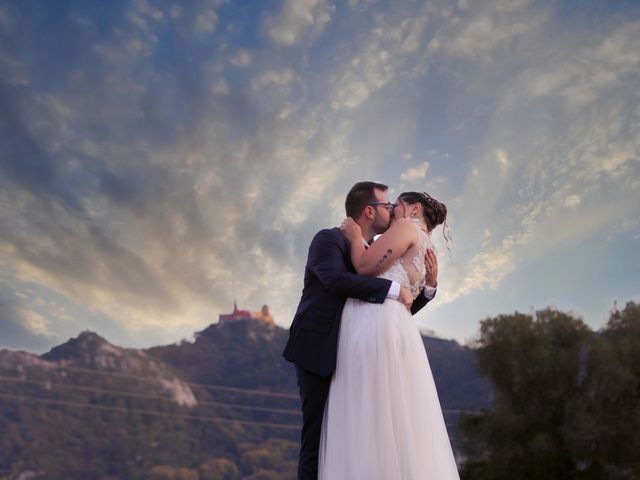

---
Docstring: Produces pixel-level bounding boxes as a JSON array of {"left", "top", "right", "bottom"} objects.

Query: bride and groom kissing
[{"left": 283, "top": 181, "right": 459, "bottom": 480}]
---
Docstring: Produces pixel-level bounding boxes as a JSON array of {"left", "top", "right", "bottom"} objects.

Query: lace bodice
[{"left": 377, "top": 221, "right": 433, "bottom": 299}]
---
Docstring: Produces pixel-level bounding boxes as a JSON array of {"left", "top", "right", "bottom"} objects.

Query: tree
[
  {"left": 460, "top": 303, "right": 640, "bottom": 480},
  {"left": 565, "top": 302, "right": 640, "bottom": 479},
  {"left": 459, "top": 308, "right": 591, "bottom": 480}
]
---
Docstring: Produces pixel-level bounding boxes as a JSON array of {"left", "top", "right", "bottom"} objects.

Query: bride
[{"left": 318, "top": 191, "right": 459, "bottom": 480}]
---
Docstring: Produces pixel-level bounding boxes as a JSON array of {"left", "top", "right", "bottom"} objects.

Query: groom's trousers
[{"left": 295, "top": 365, "right": 332, "bottom": 480}]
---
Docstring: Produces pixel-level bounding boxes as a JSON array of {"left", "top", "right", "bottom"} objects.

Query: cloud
[
  {"left": 331, "top": 4, "right": 433, "bottom": 111},
  {"left": 195, "top": 9, "right": 218, "bottom": 33},
  {"left": 0, "top": 6, "right": 228, "bottom": 339},
  {"left": 425, "top": 0, "right": 546, "bottom": 64},
  {"left": 0, "top": 0, "right": 361, "bottom": 345},
  {"left": 0, "top": 0, "right": 638, "bottom": 349},
  {"left": 251, "top": 69, "right": 296, "bottom": 91},
  {"left": 0, "top": 290, "right": 52, "bottom": 352},
  {"left": 495, "top": 150, "right": 509, "bottom": 169},
  {"left": 230, "top": 49, "right": 252, "bottom": 67},
  {"left": 424, "top": 9, "right": 640, "bottom": 309},
  {"left": 128, "top": 0, "right": 164, "bottom": 31},
  {"left": 266, "top": 0, "right": 335, "bottom": 46},
  {"left": 211, "top": 79, "right": 229, "bottom": 96},
  {"left": 526, "top": 21, "right": 640, "bottom": 107},
  {"left": 442, "top": 247, "right": 516, "bottom": 303},
  {"left": 564, "top": 195, "right": 581, "bottom": 207},
  {"left": 0, "top": 6, "right": 11, "bottom": 30},
  {"left": 400, "top": 162, "right": 430, "bottom": 182}
]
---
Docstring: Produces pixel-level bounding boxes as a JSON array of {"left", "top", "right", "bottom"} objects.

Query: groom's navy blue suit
[{"left": 283, "top": 227, "right": 432, "bottom": 479}]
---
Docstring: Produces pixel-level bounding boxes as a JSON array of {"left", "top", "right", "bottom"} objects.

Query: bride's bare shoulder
[
  {"left": 389, "top": 218, "right": 416, "bottom": 234},
  {"left": 391, "top": 217, "right": 412, "bottom": 228},
  {"left": 377, "top": 218, "right": 417, "bottom": 247}
]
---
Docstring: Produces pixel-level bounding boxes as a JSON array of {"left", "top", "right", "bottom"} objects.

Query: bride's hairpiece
[{"left": 421, "top": 192, "right": 434, "bottom": 202}]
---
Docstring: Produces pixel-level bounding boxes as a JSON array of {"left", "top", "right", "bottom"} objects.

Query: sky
[{"left": 0, "top": 0, "right": 639, "bottom": 353}]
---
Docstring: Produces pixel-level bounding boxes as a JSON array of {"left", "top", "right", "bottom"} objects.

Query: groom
[{"left": 282, "top": 181, "right": 438, "bottom": 479}]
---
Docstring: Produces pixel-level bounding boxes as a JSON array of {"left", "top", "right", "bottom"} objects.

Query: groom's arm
[
  {"left": 308, "top": 229, "right": 391, "bottom": 303},
  {"left": 410, "top": 285, "right": 436, "bottom": 315}
]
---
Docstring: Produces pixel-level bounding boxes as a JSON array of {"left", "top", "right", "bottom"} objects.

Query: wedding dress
[{"left": 318, "top": 222, "right": 460, "bottom": 480}]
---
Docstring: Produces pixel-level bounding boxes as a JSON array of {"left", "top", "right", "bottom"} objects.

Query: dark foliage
[{"left": 460, "top": 302, "right": 640, "bottom": 480}]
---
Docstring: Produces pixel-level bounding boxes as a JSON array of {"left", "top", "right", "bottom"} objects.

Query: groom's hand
[{"left": 398, "top": 286, "right": 412, "bottom": 311}]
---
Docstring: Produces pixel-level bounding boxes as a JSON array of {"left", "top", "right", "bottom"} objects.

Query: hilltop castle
[{"left": 218, "top": 301, "right": 274, "bottom": 326}]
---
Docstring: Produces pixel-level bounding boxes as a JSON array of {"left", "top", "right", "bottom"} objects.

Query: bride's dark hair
[{"left": 398, "top": 191, "right": 452, "bottom": 249}]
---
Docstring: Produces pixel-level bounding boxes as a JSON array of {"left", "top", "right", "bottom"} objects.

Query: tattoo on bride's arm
[{"left": 375, "top": 249, "right": 393, "bottom": 269}]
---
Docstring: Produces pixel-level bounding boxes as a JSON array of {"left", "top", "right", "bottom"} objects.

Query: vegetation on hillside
[{"left": 0, "top": 318, "right": 487, "bottom": 479}]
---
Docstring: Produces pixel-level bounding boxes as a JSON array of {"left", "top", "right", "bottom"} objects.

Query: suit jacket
[{"left": 282, "top": 227, "right": 432, "bottom": 377}]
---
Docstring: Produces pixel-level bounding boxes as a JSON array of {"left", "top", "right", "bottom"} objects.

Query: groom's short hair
[{"left": 345, "top": 181, "right": 388, "bottom": 218}]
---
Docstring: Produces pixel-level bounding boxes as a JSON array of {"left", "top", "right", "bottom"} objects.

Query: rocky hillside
[{"left": 0, "top": 320, "right": 492, "bottom": 479}]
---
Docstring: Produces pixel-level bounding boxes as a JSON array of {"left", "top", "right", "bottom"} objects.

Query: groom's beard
[{"left": 372, "top": 215, "right": 391, "bottom": 235}]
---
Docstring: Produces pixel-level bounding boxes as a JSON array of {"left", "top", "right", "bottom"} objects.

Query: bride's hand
[
  {"left": 424, "top": 248, "right": 438, "bottom": 288},
  {"left": 340, "top": 217, "right": 362, "bottom": 242}
]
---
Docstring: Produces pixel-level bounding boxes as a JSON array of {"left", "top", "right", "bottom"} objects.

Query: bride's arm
[{"left": 343, "top": 218, "right": 417, "bottom": 276}]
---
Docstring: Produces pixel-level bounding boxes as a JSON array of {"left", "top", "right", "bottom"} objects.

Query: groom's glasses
[{"left": 368, "top": 202, "right": 397, "bottom": 212}]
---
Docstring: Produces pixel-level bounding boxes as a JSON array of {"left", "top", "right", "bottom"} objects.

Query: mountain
[
  {"left": 40, "top": 330, "right": 198, "bottom": 407},
  {"left": 0, "top": 320, "right": 493, "bottom": 479}
]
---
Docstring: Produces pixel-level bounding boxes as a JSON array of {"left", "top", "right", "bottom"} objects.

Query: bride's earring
[{"left": 410, "top": 210, "right": 418, "bottom": 219}]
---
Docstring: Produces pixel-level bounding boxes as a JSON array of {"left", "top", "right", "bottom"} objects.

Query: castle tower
[
  {"left": 252, "top": 304, "right": 274, "bottom": 325},
  {"left": 219, "top": 301, "right": 252, "bottom": 324}
]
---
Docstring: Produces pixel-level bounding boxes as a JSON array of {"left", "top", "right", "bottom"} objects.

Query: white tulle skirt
[{"left": 318, "top": 298, "right": 460, "bottom": 480}]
